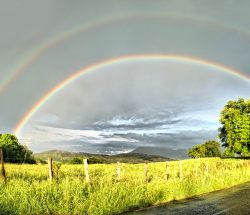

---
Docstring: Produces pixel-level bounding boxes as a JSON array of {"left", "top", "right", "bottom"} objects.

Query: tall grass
[{"left": 0, "top": 158, "right": 249, "bottom": 215}]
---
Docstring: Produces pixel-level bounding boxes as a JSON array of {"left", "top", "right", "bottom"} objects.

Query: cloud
[
  {"left": 1, "top": 0, "right": 250, "bottom": 154},
  {"left": 28, "top": 125, "right": 139, "bottom": 144},
  {"left": 22, "top": 108, "right": 220, "bottom": 153},
  {"left": 25, "top": 125, "right": 218, "bottom": 154},
  {"left": 95, "top": 116, "right": 145, "bottom": 126}
]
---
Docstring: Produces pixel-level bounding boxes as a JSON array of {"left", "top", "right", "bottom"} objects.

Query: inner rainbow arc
[{"left": 14, "top": 54, "right": 250, "bottom": 137}]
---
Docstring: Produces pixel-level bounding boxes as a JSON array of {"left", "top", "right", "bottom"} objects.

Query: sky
[{"left": 0, "top": 0, "right": 249, "bottom": 154}]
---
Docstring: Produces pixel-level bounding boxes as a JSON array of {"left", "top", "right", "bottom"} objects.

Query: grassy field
[{"left": 0, "top": 158, "right": 250, "bottom": 215}]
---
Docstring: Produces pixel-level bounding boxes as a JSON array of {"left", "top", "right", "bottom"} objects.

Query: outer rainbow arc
[
  {"left": 14, "top": 54, "right": 250, "bottom": 137},
  {"left": 2, "top": 13, "right": 250, "bottom": 95}
]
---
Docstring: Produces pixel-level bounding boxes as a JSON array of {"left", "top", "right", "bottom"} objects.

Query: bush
[
  {"left": 88, "top": 157, "right": 105, "bottom": 164},
  {"left": 188, "top": 140, "right": 221, "bottom": 158},
  {"left": 69, "top": 157, "right": 83, "bottom": 164}
]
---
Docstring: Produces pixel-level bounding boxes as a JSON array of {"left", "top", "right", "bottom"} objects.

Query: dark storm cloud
[
  {"left": 27, "top": 124, "right": 218, "bottom": 154},
  {"left": 25, "top": 107, "right": 219, "bottom": 153}
]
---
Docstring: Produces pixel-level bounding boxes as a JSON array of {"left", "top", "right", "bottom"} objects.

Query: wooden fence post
[
  {"left": 144, "top": 163, "right": 148, "bottom": 182},
  {"left": 0, "top": 149, "right": 6, "bottom": 181},
  {"left": 116, "top": 162, "right": 121, "bottom": 181},
  {"left": 165, "top": 161, "right": 170, "bottom": 180},
  {"left": 84, "top": 159, "right": 90, "bottom": 183},
  {"left": 48, "top": 157, "right": 53, "bottom": 181},
  {"left": 179, "top": 161, "right": 183, "bottom": 180}
]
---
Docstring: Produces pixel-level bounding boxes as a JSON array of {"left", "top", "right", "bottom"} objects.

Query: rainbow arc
[{"left": 14, "top": 54, "right": 250, "bottom": 136}]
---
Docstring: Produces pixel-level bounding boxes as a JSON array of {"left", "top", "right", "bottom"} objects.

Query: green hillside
[{"left": 34, "top": 149, "right": 173, "bottom": 164}]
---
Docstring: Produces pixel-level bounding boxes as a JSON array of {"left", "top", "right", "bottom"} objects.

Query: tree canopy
[
  {"left": 188, "top": 140, "right": 221, "bottom": 158},
  {"left": 219, "top": 98, "right": 250, "bottom": 156},
  {"left": 0, "top": 133, "right": 35, "bottom": 163}
]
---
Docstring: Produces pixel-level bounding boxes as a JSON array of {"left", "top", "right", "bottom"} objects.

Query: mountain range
[{"left": 34, "top": 147, "right": 188, "bottom": 163}]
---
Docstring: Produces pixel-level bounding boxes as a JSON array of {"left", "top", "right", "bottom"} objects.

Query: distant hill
[
  {"left": 35, "top": 150, "right": 97, "bottom": 161},
  {"left": 34, "top": 150, "right": 173, "bottom": 164},
  {"left": 130, "top": 147, "right": 188, "bottom": 160}
]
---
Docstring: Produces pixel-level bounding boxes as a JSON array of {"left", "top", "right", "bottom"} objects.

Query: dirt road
[{"left": 124, "top": 182, "right": 250, "bottom": 215}]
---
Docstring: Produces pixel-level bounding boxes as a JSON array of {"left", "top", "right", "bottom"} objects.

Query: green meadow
[{"left": 0, "top": 158, "right": 250, "bottom": 215}]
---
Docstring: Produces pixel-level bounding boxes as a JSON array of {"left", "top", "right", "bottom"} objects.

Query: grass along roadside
[{"left": 0, "top": 158, "right": 250, "bottom": 215}]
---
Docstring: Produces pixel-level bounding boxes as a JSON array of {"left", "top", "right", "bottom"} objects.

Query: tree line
[{"left": 0, "top": 134, "right": 35, "bottom": 163}]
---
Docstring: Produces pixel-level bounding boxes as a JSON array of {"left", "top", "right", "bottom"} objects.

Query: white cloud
[
  {"left": 23, "top": 125, "right": 139, "bottom": 145},
  {"left": 95, "top": 116, "right": 145, "bottom": 126}
]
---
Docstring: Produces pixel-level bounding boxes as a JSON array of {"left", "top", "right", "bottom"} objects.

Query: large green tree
[
  {"left": 188, "top": 140, "right": 221, "bottom": 158},
  {"left": 0, "top": 133, "right": 35, "bottom": 163},
  {"left": 219, "top": 98, "right": 250, "bottom": 156}
]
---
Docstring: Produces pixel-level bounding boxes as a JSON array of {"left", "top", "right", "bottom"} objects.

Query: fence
[{"left": 1, "top": 151, "right": 250, "bottom": 185}]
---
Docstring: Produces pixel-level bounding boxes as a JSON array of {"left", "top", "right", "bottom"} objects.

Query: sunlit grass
[{"left": 0, "top": 158, "right": 250, "bottom": 215}]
